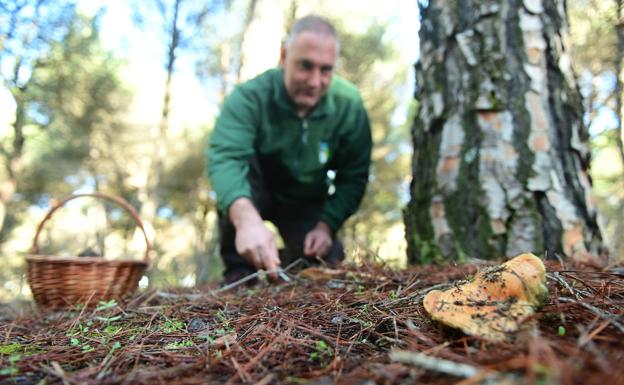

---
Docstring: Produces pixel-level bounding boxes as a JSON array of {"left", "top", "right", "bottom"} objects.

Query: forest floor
[{"left": 0, "top": 258, "right": 623, "bottom": 385}]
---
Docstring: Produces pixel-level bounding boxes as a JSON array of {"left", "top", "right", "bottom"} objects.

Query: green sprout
[
  {"left": 103, "top": 325, "right": 122, "bottom": 335},
  {"left": 110, "top": 341, "right": 122, "bottom": 352},
  {"left": 96, "top": 299, "right": 118, "bottom": 312},
  {"left": 216, "top": 310, "right": 235, "bottom": 333},
  {"left": 161, "top": 319, "right": 185, "bottom": 333},
  {"left": 165, "top": 340, "right": 194, "bottom": 350},
  {"left": 0, "top": 343, "right": 22, "bottom": 355},
  {"left": 310, "top": 340, "right": 333, "bottom": 365},
  {"left": 0, "top": 367, "right": 18, "bottom": 376},
  {"left": 0, "top": 353, "right": 21, "bottom": 375},
  {"left": 557, "top": 325, "right": 566, "bottom": 336}
]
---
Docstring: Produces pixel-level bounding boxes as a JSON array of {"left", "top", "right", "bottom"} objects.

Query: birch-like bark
[{"left": 404, "top": 0, "right": 603, "bottom": 263}]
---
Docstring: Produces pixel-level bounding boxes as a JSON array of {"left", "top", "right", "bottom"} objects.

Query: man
[{"left": 207, "top": 15, "right": 372, "bottom": 283}]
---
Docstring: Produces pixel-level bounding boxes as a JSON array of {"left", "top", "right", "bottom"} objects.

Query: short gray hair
[{"left": 283, "top": 15, "right": 340, "bottom": 54}]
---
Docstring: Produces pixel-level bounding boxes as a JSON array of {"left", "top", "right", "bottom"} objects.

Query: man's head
[{"left": 280, "top": 15, "right": 339, "bottom": 117}]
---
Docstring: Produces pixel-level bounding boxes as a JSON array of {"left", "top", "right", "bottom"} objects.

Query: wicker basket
[{"left": 26, "top": 192, "right": 150, "bottom": 309}]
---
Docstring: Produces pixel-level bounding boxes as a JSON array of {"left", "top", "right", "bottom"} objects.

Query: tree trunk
[
  {"left": 614, "top": 0, "right": 624, "bottom": 256},
  {"left": 404, "top": 0, "right": 603, "bottom": 264},
  {"left": 0, "top": 79, "right": 27, "bottom": 235},
  {"left": 141, "top": 0, "right": 181, "bottom": 227}
]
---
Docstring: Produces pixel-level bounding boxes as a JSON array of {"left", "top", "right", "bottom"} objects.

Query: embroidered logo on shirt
[{"left": 319, "top": 142, "right": 330, "bottom": 164}]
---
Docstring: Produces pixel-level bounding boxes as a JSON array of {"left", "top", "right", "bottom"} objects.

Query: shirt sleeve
[
  {"left": 206, "top": 87, "right": 258, "bottom": 214},
  {"left": 319, "top": 101, "right": 372, "bottom": 231}
]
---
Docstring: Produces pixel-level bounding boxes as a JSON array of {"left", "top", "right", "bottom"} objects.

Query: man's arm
[
  {"left": 229, "top": 197, "right": 280, "bottom": 279},
  {"left": 207, "top": 87, "right": 257, "bottom": 213},
  {"left": 207, "top": 87, "right": 280, "bottom": 279}
]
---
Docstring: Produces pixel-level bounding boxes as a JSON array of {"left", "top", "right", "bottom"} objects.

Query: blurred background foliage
[
  {"left": 0, "top": 0, "right": 621, "bottom": 302},
  {"left": 569, "top": 0, "right": 624, "bottom": 263}
]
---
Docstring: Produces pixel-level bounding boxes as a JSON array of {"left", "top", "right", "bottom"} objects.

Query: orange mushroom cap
[{"left": 423, "top": 253, "right": 548, "bottom": 341}]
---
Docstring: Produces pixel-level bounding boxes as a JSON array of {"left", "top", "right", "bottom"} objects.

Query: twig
[
  {"left": 3, "top": 318, "right": 16, "bottom": 344},
  {"left": 214, "top": 267, "right": 295, "bottom": 294},
  {"left": 385, "top": 282, "right": 452, "bottom": 306},
  {"left": 389, "top": 349, "right": 479, "bottom": 377},
  {"left": 121, "top": 363, "right": 198, "bottom": 384},
  {"left": 229, "top": 356, "right": 252, "bottom": 383},
  {"left": 552, "top": 252, "right": 566, "bottom": 270},
  {"left": 547, "top": 272, "right": 582, "bottom": 300},
  {"left": 156, "top": 291, "right": 204, "bottom": 301},
  {"left": 557, "top": 297, "right": 624, "bottom": 334},
  {"left": 254, "top": 373, "right": 276, "bottom": 385},
  {"left": 215, "top": 271, "right": 266, "bottom": 294},
  {"left": 40, "top": 361, "right": 74, "bottom": 385}
]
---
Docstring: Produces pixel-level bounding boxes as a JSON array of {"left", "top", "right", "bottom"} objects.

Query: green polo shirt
[{"left": 206, "top": 68, "right": 372, "bottom": 231}]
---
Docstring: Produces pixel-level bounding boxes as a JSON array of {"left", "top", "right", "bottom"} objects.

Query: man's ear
[{"left": 279, "top": 44, "right": 286, "bottom": 66}]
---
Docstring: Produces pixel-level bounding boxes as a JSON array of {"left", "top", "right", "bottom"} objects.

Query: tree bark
[
  {"left": 141, "top": 0, "right": 181, "bottom": 227},
  {"left": 404, "top": 0, "right": 603, "bottom": 263},
  {"left": 614, "top": 0, "right": 624, "bottom": 256}
]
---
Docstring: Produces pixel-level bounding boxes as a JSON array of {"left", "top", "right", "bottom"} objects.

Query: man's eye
[
  {"left": 300, "top": 61, "right": 313, "bottom": 70},
  {"left": 321, "top": 66, "right": 333, "bottom": 74}
]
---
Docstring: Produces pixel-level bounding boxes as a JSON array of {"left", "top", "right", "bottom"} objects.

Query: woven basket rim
[
  {"left": 26, "top": 254, "right": 149, "bottom": 266},
  {"left": 30, "top": 192, "right": 151, "bottom": 263}
]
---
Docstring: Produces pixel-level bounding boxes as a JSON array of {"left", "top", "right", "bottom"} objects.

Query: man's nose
[{"left": 306, "top": 69, "right": 322, "bottom": 88}]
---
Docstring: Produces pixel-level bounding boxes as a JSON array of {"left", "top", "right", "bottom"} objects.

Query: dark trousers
[{"left": 219, "top": 157, "right": 345, "bottom": 279}]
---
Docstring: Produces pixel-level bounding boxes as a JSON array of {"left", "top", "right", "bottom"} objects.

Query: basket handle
[{"left": 30, "top": 192, "right": 151, "bottom": 262}]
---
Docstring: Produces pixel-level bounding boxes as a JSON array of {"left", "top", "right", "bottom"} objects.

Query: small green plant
[
  {"left": 103, "top": 325, "right": 122, "bottom": 335},
  {"left": 309, "top": 340, "right": 333, "bottom": 365},
  {"left": 96, "top": 299, "right": 118, "bottom": 311},
  {"left": 0, "top": 354, "right": 21, "bottom": 376},
  {"left": 96, "top": 315, "right": 122, "bottom": 323},
  {"left": 216, "top": 310, "right": 235, "bottom": 334},
  {"left": 1, "top": 341, "right": 43, "bottom": 358},
  {"left": 165, "top": 340, "right": 194, "bottom": 350},
  {"left": 0, "top": 343, "right": 22, "bottom": 355},
  {"left": 67, "top": 321, "right": 92, "bottom": 336},
  {"left": 161, "top": 319, "right": 185, "bottom": 333},
  {"left": 349, "top": 316, "right": 373, "bottom": 328},
  {"left": 67, "top": 319, "right": 118, "bottom": 352},
  {"left": 389, "top": 290, "right": 398, "bottom": 300},
  {"left": 198, "top": 334, "right": 216, "bottom": 345},
  {"left": 557, "top": 325, "right": 566, "bottom": 336}
]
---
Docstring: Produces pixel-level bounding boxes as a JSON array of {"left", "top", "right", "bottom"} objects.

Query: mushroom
[{"left": 423, "top": 253, "right": 548, "bottom": 341}]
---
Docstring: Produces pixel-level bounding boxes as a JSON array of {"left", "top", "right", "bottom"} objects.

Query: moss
[
  {"left": 504, "top": 2, "right": 536, "bottom": 188},
  {"left": 404, "top": 113, "right": 444, "bottom": 264},
  {"left": 0, "top": 342, "right": 42, "bottom": 357},
  {"left": 0, "top": 343, "right": 22, "bottom": 355},
  {"left": 443, "top": 111, "right": 495, "bottom": 260}
]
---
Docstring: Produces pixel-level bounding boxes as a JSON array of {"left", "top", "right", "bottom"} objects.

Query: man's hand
[
  {"left": 304, "top": 221, "right": 333, "bottom": 258},
  {"left": 229, "top": 198, "right": 280, "bottom": 280}
]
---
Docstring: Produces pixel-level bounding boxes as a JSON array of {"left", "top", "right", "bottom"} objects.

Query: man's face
[{"left": 281, "top": 31, "right": 337, "bottom": 117}]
